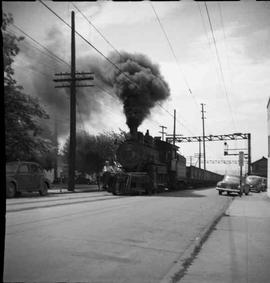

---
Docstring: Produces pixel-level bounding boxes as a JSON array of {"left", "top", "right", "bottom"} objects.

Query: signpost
[{"left": 239, "top": 151, "right": 244, "bottom": 187}]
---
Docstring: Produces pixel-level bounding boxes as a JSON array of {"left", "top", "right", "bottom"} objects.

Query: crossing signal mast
[{"left": 166, "top": 133, "right": 251, "bottom": 175}]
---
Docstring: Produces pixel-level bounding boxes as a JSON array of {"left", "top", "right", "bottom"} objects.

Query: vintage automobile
[
  {"left": 245, "top": 175, "right": 264, "bottom": 193},
  {"left": 216, "top": 175, "right": 249, "bottom": 196},
  {"left": 6, "top": 161, "right": 51, "bottom": 198}
]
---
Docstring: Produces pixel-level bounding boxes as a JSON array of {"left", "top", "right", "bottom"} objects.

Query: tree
[
  {"left": 62, "top": 130, "right": 126, "bottom": 175},
  {"left": 3, "top": 13, "right": 54, "bottom": 162}
]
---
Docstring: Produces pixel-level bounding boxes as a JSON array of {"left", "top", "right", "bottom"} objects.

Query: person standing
[{"left": 96, "top": 172, "right": 101, "bottom": 191}]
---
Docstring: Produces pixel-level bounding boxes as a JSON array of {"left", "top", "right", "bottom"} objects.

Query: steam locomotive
[{"left": 106, "top": 128, "right": 223, "bottom": 195}]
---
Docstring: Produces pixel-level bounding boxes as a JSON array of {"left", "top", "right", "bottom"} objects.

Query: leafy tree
[
  {"left": 63, "top": 130, "right": 126, "bottom": 175},
  {"left": 3, "top": 13, "right": 54, "bottom": 162}
]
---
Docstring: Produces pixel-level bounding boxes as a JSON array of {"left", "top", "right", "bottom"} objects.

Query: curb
[{"left": 160, "top": 198, "right": 233, "bottom": 283}]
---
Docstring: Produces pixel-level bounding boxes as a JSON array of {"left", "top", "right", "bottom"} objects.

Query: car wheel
[
  {"left": 39, "top": 182, "right": 48, "bottom": 196},
  {"left": 6, "top": 182, "right": 16, "bottom": 198}
]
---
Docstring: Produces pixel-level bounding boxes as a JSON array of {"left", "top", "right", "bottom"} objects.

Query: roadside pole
[{"left": 239, "top": 151, "right": 244, "bottom": 188}]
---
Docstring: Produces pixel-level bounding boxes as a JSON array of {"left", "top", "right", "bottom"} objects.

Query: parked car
[
  {"left": 6, "top": 161, "right": 51, "bottom": 198},
  {"left": 245, "top": 175, "right": 263, "bottom": 193},
  {"left": 216, "top": 175, "right": 249, "bottom": 196}
]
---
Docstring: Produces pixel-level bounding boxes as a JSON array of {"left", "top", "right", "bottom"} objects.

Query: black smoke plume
[
  {"left": 105, "top": 51, "right": 170, "bottom": 131},
  {"left": 17, "top": 26, "right": 170, "bottom": 137}
]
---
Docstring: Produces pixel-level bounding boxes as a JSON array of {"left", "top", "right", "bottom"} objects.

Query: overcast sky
[{"left": 3, "top": 1, "right": 270, "bottom": 174}]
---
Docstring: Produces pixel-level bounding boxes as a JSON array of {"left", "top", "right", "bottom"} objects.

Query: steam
[
  {"left": 17, "top": 26, "right": 109, "bottom": 137},
  {"left": 17, "top": 26, "right": 170, "bottom": 137},
  {"left": 106, "top": 51, "right": 170, "bottom": 130}
]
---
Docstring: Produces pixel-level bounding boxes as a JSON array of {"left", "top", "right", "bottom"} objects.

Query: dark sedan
[
  {"left": 216, "top": 175, "right": 249, "bottom": 196},
  {"left": 245, "top": 175, "right": 263, "bottom": 193},
  {"left": 6, "top": 161, "right": 51, "bottom": 198}
]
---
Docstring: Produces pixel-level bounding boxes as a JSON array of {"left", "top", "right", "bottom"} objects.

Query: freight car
[
  {"left": 186, "top": 166, "right": 223, "bottom": 188},
  {"left": 106, "top": 129, "right": 223, "bottom": 195}
]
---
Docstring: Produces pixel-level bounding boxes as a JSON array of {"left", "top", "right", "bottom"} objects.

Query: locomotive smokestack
[
  {"left": 127, "top": 116, "right": 138, "bottom": 136},
  {"left": 129, "top": 125, "right": 137, "bottom": 136}
]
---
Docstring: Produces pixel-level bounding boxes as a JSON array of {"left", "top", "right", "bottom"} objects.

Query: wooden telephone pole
[
  {"left": 201, "top": 103, "right": 206, "bottom": 171},
  {"left": 53, "top": 11, "right": 94, "bottom": 191}
]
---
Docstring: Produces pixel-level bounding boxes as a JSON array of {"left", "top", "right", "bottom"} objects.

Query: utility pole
[
  {"left": 69, "top": 10, "right": 76, "bottom": 192},
  {"left": 53, "top": 11, "right": 94, "bottom": 191},
  {"left": 239, "top": 151, "right": 244, "bottom": 186},
  {"left": 173, "top": 109, "right": 176, "bottom": 146},
  {"left": 159, "top": 125, "right": 167, "bottom": 141},
  {"left": 248, "top": 133, "right": 251, "bottom": 175},
  {"left": 199, "top": 138, "right": 201, "bottom": 169},
  {"left": 201, "top": 103, "right": 206, "bottom": 171}
]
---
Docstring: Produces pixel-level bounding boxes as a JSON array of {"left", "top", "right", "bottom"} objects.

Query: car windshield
[
  {"left": 6, "top": 163, "right": 19, "bottom": 173},
  {"left": 246, "top": 176, "right": 261, "bottom": 184},
  {"left": 223, "top": 176, "right": 240, "bottom": 183}
]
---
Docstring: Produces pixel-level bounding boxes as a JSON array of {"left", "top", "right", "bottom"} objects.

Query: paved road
[{"left": 4, "top": 188, "right": 231, "bottom": 283}]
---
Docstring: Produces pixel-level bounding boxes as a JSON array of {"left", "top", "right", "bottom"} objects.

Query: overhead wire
[
  {"left": 218, "top": 3, "right": 238, "bottom": 150},
  {"left": 196, "top": 2, "right": 238, "bottom": 159},
  {"left": 38, "top": 0, "right": 197, "bottom": 137},
  {"left": 10, "top": 1, "right": 213, "bottom": 149},
  {"left": 11, "top": 23, "right": 70, "bottom": 68},
  {"left": 78, "top": 3, "right": 230, "bottom": 163},
  {"left": 149, "top": 2, "right": 193, "bottom": 96},
  {"left": 38, "top": 0, "right": 141, "bottom": 91},
  {"left": 149, "top": 1, "right": 204, "bottom": 137},
  {"left": 9, "top": 2, "right": 220, "bottom": 160},
  {"left": 204, "top": 2, "right": 237, "bottom": 131},
  {"left": 71, "top": 2, "right": 122, "bottom": 59},
  {"left": 9, "top": 23, "right": 122, "bottom": 121}
]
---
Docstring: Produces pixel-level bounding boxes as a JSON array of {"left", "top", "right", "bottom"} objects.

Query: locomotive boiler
[{"left": 106, "top": 127, "right": 187, "bottom": 195}]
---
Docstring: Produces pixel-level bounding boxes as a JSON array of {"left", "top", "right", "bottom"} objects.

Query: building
[
  {"left": 251, "top": 157, "right": 267, "bottom": 178},
  {"left": 267, "top": 98, "right": 270, "bottom": 197}
]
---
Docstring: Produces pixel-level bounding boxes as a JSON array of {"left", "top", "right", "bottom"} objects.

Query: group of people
[{"left": 97, "top": 160, "right": 122, "bottom": 190}]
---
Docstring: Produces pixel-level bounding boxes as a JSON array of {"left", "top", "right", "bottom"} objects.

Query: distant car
[
  {"left": 6, "top": 161, "right": 51, "bottom": 198},
  {"left": 216, "top": 175, "right": 248, "bottom": 196},
  {"left": 245, "top": 175, "right": 263, "bottom": 193}
]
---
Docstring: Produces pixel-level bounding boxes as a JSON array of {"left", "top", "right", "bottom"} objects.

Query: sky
[{"left": 3, "top": 0, "right": 270, "bottom": 175}]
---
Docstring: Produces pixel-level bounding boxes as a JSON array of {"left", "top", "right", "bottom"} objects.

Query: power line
[
  {"left": 218, "top": 3, "right": 238, "bottom": 133},
  {"left": 39, "top": 0, "right": 140, "bottom": 91},
  {"left": 8, "top": 2, "right": 200, "bottom": 142},
  {"left": 204, "top": 2, "right": 237, "bottom": 131},
  {"left": 71, "top": 2, "right": 122, "bottom": 59},
  {"left": 8, "top": 28, "right": 67, "bottom": 70},
  {"left": 39, "top": 0, "right": 198, "bottom": 137},
  {"left": 71, "top": 2, "right": 201, "bottom": 137},
  {"left": 149, "top": 2, "right": 192, "bottom": 96},
  {"left": 197, "top": 2, "right": 212, "bottom": 51},
  {"left": 11, "top": 23, "right": 70, "bottom": 68}
]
